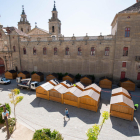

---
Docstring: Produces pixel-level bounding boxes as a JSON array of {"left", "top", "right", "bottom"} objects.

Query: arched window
[
  {"left": 54, "top": 47, "right": 57, "bottom": 55},
  {"left": 123, "top": 47, "right": 128, "bottom": 56},
  {"left": 21, "top": 28, "right": 23, "bottom": 32},
  {"left": 65, "top": 47, "right": 69, "bottom": 55},
  {"left": 52, "top": 36, "right": 55, "bottom": 41},
  {"left": 78, "top": 47, "right": 82, "bottom": 55},
  {"left": 33, "top": 48, "right": 36, "bottom": 55},
  {"left": 13, "top": 46, "right": 16, "bottom": 52},
  {"left": 52, "top": 26, "right": 55, "bottom": 32},
  {"left": 23, "top": 48, "right": 26, "bottom": 54},
  {"left": 125, "top": 27, "right": 130, "bottom": 37},
  {"left": 91, "top": 47, "right": 95, "bottom": 56},
  {"left": 105, "top": 47, "right": 109, "bottom": 56},
  {"left": 43, "top": 47, "right": 46, "bottom": 55}
]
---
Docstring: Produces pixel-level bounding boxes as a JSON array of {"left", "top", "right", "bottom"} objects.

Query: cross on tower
[{"left": 35, "top": 22, "right": 37, "bottom": 28}]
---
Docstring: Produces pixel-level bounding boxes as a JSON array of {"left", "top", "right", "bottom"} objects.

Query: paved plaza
[{"left": 0, "top": 79, "right": 140, "bottom": 140}]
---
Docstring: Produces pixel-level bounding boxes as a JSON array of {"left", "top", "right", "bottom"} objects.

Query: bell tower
[
  {"left": 18, "top": 5, "right": 31, "bottom": 34},
  {"left": 48, "top": 1, "right": 61, "bottom": 37}
]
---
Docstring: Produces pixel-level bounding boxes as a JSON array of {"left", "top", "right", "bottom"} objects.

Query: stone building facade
[{"left": 0, "top": 1, "right": 140, "bottom": 82}]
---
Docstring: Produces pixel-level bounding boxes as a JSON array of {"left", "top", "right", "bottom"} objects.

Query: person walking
[{"left": 64, "top": 108, "right": 70, "bottom": 120}]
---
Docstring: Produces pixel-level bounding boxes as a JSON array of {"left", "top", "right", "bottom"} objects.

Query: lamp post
[{"left": 0, "top": 105, "right": 9, "bottom": 139}]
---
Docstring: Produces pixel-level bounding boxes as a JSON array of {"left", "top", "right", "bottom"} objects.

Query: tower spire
[
  {"left": 22, "top": 5, "right": 25, "bottom": 15},
  {"left": 53, "top": 1, "right": 57, "bottom": 11}
]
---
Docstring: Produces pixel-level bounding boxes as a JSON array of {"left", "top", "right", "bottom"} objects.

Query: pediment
[{"left": 28, "top": 27, "right": 51, "bottom": 36}]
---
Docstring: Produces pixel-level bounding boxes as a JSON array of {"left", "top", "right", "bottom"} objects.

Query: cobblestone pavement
[{"left": 0, "top": 79, "right": 140, "bottom": 140}]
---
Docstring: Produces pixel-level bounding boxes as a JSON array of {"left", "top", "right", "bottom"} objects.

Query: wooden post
[
  {"left": 48, "top": 91, "right": 50, "bottom": 100},
  {"left": 78, "top": 98, "right": 80, "bottom": 108},
  {"left": 61, "top": 94, "right": 64, "bottom": 104}
]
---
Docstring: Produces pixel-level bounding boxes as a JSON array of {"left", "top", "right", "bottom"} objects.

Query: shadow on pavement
[
  {"left": 110, "top": 116, "right": 140, "bottom": 137},
  {"left": 30, "top": 97, "right": 101, "bottom": 124}
]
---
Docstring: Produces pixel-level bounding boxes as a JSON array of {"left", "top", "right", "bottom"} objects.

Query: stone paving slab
[
  {"left": 0, "top": 79, "right": 140, "bottom": 140},
  {"left": 11, "top": 122, "right": 34, "bottom": 140}
]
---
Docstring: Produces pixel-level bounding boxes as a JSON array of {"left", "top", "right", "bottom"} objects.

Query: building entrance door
[{"left": 0, "top": 58, "right": 5, "bottom": 75}]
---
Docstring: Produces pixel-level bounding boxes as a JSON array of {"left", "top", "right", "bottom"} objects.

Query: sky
[{"left": 0, "top": 0, "right": 135, "bottom": 37}]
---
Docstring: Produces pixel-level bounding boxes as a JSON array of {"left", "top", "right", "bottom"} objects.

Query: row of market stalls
[
  {"left": 36, "top": 80, "right": 101, "bottom": 112},
  {"left": 36, "top": 79, "right": 135, "bottom": 121},
  {"left": 4, "top": 71, "right": 136, "bottom": 91}
]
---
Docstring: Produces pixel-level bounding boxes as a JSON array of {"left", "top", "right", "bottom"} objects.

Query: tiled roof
[
  {"left": 8, "top": 27, "right": 29, "bottom": 37},
  {"left": 119, "top": 2, "right": 140, "bottom": 13}
]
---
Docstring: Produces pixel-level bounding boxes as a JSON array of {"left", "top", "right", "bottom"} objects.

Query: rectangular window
[
  {"left": 122, "top": 62, "right": 126, "bottom": 67},
  {"left": 121, "top": 71, "right": 125, "bottom": 79},
  {"left": 105, "top": 47, "right": 109, "bottom": 56},
  {"left": 123, "top": 47, "right": 128, "bottom": 56},
  {"left": 125, "top": 27, "right": 130, "bottom": 37},
  {"left": 137, "top": 72, "right": 140, "bottom": 80}
]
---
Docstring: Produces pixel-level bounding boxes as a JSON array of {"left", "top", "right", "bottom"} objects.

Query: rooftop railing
[{"left": 20, "top": 35, "right": 113, "bottom": 42}]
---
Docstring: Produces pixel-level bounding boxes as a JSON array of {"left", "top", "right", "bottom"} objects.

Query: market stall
[
  {"left": 110, "top": 95, "right": 134, "bottom": 121},
  {"left": 5, "top": 70, "right": 17, "bottom": 79},
  {"left": 79, "top": 89, "right": 100, "bottom": 112},
  {"left": 31, "top": 72, "right": 44, "bottom": 82},
  {"left": 46, "top": 73, "right": 58, "bottom": 82},
  {"left": 99, "top": 77, "right": 112, "bottom": 89}
]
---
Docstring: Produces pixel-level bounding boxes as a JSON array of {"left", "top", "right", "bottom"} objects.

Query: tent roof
[
  {"left": 99, "top": 76, "right": 112, "bottom": 81},
  {"left": 48, "top": 73, "right": 58, "bottom": 77},
  {"left": 112, "top": 87, "right": 131, "bottom": 97},
  {"left": 76, "top": 82, "right": 86, "bottom": 89},
  {"left": 50, "top": 78, "right": 60, "bottom": 85},
  {"left": 54, "top": 84, "right": 68, "bottom": 94},
  {"left": 22, "top": 71, "right": 30, "bottom": 74},
  {"left": 80, "top": 89, "right": 100, "bottom": 101},
  {"left": 120, "top": 78, "right": 135, "bottom": 83},
  {"left": 110, "top": 95, "right": 134, "bottom": 109},
  {"left": 60, "top": 80, "right": 73, "bottom": 87},
  {"left": 64, "top": 74, "right": 75, "bottom": 78},
  {"left": 36, "top": 72, "right": 44, "bottom": 76},
  {"left": 66, "top": 87, "right": 82, "bottom": 97},
  {"left": 84, "top": 83, "right": 101, "bottom": 92},
  {"left": 40, "top": 82, "right": 54, "bottom": 91},
  {"left": 9, "top": 70, "right": 16, "bottom": 73},
  {"left": 81, "top": 75, "right": 92, "bottom": 80}
]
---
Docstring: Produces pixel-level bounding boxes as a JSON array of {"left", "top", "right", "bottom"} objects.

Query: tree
[
  {"left": 86, "top": 111, "right": 110, "bottom": 140},
  {"left": 8, "top": 88, "right": 23, "bottom": 129}
]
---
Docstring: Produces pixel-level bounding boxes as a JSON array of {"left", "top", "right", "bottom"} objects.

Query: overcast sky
[{"left": 0, "top": 0, "right": 135, "bottom": 36}]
